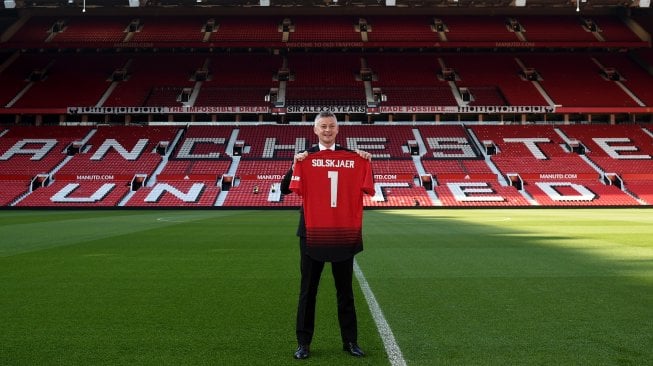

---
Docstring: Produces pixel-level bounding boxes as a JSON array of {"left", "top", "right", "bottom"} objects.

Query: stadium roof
[{"left": 2, "top": 0, "right": 648, "bottom": 10}]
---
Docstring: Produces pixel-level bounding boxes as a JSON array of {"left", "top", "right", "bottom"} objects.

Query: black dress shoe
[
  {"left": 343, "top": 342, "right": 365, "bottom": 357},
  {"left": 294, "top": 344, "right": 310, "bottom": 359}
]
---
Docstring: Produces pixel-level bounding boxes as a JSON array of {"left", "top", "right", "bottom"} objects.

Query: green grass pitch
[{"left": 1, "top": 208, "right": 652, "bottom": 365}]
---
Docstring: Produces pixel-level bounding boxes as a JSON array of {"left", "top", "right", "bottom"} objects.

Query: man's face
[{"left": 314, "top": 116, "right": 339, "bottom": 147}]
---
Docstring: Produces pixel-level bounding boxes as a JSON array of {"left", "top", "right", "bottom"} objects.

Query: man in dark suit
[{"left": 280, "top": 111, "right": 372, "bottom": 360}]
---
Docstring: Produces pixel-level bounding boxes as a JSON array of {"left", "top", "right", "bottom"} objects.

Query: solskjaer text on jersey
[{"left": 311, "top": 159, "right": 355, "bottom": 169}]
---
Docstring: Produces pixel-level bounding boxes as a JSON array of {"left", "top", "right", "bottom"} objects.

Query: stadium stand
[
  {"left": 210, "top": 16, "right": 283, "bottom": 44},
  {"left": 51, "top": 125, "right": 180, "bottom": 186},
  {"left": 434, "top": 181, "right": 530, "bottom": 207},
  {"left": 440, "top": 53, "right": 548, "bottom": 106},
  {"left": 128, "top": 16, "right": 210, "bottom": 44},
  {"left": 363, "top": 15, "right": 436, "bottom": 44},
  {"left": 125, "top": 180, "right": 222, "bottom": 207},
  {"left": 559, "top": 124, "right": 653, "bottom": 172},
  {"left": 2, "top": 123, "right": 648, "bottom": 207},
  {"left": 590, "top": 15, "right": 646, "bottom": 42},
  {"left": 516, "top": 15, "right": 605, "bottom": 42},
  {"left": 626, "top": 181, "right": 653, "bottom": 204},
  {"left": 102, "top": 54, "right": 206, "bottom": 108},
  {"left": 0, "top": 53, "right": 57, "bottom": 107},
  {"left": 437, "top": 15, "right": 519, "bottom": 43},
  {"left": 288, "top": 15, "right": 361, "bottom": 43},
  {"left": 46, "top": 16, "right": 132, "bottom": 45},
  {"left": 157, "top": 125, "right": 233, "bottom": 181},
  {"left": 365, "top": 53, "right": 459, "bottom": 107},
  {"left": 10, "top": 53, "right": 129, "bottom": 109},
  {"left": 0, "top": 180, "right": 30, "bottom": 206},
  {"left": 590, "top": 52, "right": 653, "bottom": 106},
  {"left": 195, "top": 53, "right": 282, "bottom": 108},
  {"left": 518, "top": 53, "right": 643, "bottom": 108},
  {"left": 0, "top": 3, "right": 652, "bottom": 207},
  {"left": 15, "top": 180, "right": 132, "bottom": 207},
  {"left": 0, "top": 125, "right": 91, "bottom": 177}
]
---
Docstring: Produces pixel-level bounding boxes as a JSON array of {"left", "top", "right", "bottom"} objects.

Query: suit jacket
[{"left": 280, "top": 145, "right": 349, "bottom": 239}]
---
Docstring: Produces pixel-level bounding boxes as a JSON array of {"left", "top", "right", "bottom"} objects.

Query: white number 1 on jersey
[{"left": 328, "top": 170, "right": 338, "bottom": 207}]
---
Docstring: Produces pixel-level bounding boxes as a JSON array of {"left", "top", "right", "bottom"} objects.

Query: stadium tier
[
  {"left": 0, "top": 8, "right": 652, "bottom": 208},
  {"left": 1, "top": 11, "right": 652, "bottom": 121},
  {"left": 517, "top": 53, "right": 644, "bottom": 108},
  {"left": 1, "top": 124, "right": 651, "bottom": 208},
  {"left": 2, "top": 49, "right": 653, "bottom": 121},
  {"left": 4, "top": 14, "right": 647, "bottom": 49}
]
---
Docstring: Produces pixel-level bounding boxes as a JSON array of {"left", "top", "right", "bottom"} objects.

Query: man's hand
[
  {"left": 355, "top": 149, "right": 372, "bottom": 161},
  {"left": 293, "top": 151, "right": 309, "bottom": 168}
]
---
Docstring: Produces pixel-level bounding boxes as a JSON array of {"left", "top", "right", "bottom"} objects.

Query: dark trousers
[{"left": 296, "top": 244, "right": 357, "bottom": 346}]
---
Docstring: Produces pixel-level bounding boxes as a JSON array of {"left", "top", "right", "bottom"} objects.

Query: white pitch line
[{"left": 354, "top": 259, "right": 407, "bottom": 366}]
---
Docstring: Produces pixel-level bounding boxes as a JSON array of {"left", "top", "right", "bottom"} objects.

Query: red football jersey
[{"left": 290, "top": 150, "right": 375, "bottom": 261}]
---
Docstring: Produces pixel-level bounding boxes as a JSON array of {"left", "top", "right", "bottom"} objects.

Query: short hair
[{"left": 313, "top": 111, "right": 337, "bottom": 126}]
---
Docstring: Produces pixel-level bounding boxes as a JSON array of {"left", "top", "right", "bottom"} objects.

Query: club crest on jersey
[{"left": 311, "top": 159, "right": 355, "bottom": 169}]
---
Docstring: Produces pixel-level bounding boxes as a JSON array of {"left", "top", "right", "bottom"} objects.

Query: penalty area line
[{"left": 354, "top": 259, "right": 407, "bottom": 366}]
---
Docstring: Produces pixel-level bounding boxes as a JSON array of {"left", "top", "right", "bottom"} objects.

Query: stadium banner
[
  {"left": 67, "top": 106, "right": 270, "bottom": 114},
  {"left": 240, "top": 173, "right": 414, "bottom": 181},
  {"left": 520, "top": 173, "right": 599, "bottom": 180},
  {"left": 240, "top": 174, "right": 284, "bottom": 181},
  {"left": 156, "top": 174, "right": 220, "bottom": 181},
  {"left": 379, "top": 105, "right": 556, "bottom": 114},
  {"left": 622, "top": 173, "right": 653, "bottom": 180},
  {"left": 284, "top": 41, "right": 649, "bottom": 49},
  {"left": 286, "top": 105, "right": 367, "bottom": 114},
  {"left": 0, "top": 108, "right": 67, "bottom": 114},
  {"left": 55, "top": 174, "right": 134, "bottom": 181},
  {"left": 436, "top": 173, "right": 498, "bottom": 180},
  {"left": 12, "top": 40, "right": 649, "bottom": 50},
  {"left": 0, "top": 174, "right": 33, "bottom": 180},
  {"left": 373, "top": 174, "right": 420, "bottom": 181},
  {"left": 59, "top": 105, "right": 653, "bottom": 115},
  {"left": 554, "top": 106, "right": 653, "bottom": 113}
]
